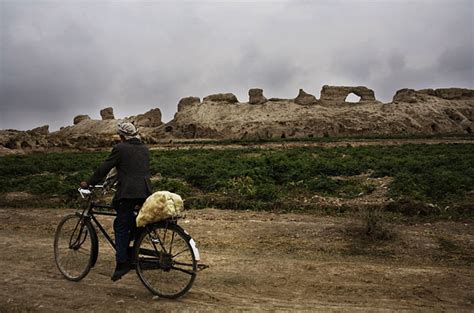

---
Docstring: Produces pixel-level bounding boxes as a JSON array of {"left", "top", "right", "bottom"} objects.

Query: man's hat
[{"left": 117, "top": 122, "right": 138, "bottom": 137}]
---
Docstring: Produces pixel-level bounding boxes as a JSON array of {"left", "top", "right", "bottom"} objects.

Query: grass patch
[{"left": 1, "top": 143, "right": 473, "bottom": 216}]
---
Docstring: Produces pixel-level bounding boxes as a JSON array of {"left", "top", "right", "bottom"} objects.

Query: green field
[{"left": 1, "top": 143, "right": 473, "bottom": 216}]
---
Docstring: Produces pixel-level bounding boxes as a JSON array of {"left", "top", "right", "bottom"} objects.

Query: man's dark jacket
[{"left": 88, "top": 138, "right": 152, "bottom": 200}]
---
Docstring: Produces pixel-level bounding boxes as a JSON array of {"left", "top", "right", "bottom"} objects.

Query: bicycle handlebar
[
  {"left": 78, "top": 188, "right": 91, "bottom": 198},
  {"left": 78, "top": 185, "right": 105, "bottom": 199}
]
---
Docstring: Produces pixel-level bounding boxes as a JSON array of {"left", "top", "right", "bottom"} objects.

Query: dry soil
[{"left": 1, "top": 208, "right": 473, "bottom": 312}]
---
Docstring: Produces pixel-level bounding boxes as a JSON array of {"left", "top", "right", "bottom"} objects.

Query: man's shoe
[{"left": 111, "top": 262, "right": 131, "bottom": 282}]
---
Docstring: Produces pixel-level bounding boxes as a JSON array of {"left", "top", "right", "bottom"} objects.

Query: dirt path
[
  {"left": 149, "top": 137, "right": 474, "bottom": 151},
  {"left": 0, "top": 208, "right": 473, "bottom": 312},
  {"left": 2, "top": 137, "right": 473, "bottom": 156}
]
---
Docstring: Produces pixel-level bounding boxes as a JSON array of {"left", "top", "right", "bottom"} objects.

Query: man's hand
[{"left": 80, "top": 181, "right": 89, "bottom": 189}]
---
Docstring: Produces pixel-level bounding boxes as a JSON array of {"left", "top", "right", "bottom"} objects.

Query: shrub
[
  {"left": 304, "top": 176, "right": 374, "bottom": 198},
  {"left": 221, "top": 176, "right": 256, "bottom": 198},
  {"left": 389, "top": 172, "right": 426, "bottom": 201},
  {"left": 305, "top": 176, "right": 341, "bottom": 194},
  {"left": 361, "top": 206, "right": 394, "bottom": 241},
  {"left": 254, "top": 183, "right": 280, "bottom": 202}
]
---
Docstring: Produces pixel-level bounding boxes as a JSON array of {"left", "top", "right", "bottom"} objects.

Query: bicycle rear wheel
[
  {"left": 54, "top": 213, "right": 97, "bottom": 281},
  {"left": 135, "top": 221, "right": 197, "bottom": 298}
]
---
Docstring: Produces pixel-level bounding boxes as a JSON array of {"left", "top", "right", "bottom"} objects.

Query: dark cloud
[
  {"left": 437, "top": 45, "right": 474, "bottom": 83},
  {"left": 0, "top": 0, "right": 473, "bottom": 130},
  {"left": 387, "top": 52, "right": 406, "bottom": 72}
]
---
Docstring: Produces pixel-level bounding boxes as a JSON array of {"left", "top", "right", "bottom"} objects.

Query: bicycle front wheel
[
  {"left": 135, "top": 221, "right": 197, "bottom": 299},
  {"left": 54, "top": 213, "right": 97, "bottom": 281}
]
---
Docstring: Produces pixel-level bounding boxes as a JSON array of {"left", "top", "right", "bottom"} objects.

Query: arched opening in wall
[{"left": 345, "top": 93, "right": 361, "bottom": 103}]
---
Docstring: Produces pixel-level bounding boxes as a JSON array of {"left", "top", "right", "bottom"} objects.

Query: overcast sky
[{"left": 1, "top": 0, "right": 473, "bottom": 131}]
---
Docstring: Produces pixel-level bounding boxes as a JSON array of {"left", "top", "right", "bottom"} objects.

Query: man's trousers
[{"left": 113, "top": 198, "right": 145, "bottom": 263}]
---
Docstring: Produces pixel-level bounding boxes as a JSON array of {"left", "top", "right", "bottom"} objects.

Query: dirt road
[
  {"left": 149, "top": 137, "right": 474, "bottom": 151},
  {"left": 1, "top": 208, "right": 473, "bottom": 312}
]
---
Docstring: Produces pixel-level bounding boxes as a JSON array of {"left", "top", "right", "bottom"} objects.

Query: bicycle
[{"left": 53, "top": 186, "right": 206, "bottom": 299}]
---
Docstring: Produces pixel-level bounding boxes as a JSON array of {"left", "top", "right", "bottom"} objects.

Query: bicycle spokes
[
  {"left": 54, "top": 214, "right": 96, "bottom": 281},
  {"left": 135, "top": 223, "right": 197, "bottom": 298}
]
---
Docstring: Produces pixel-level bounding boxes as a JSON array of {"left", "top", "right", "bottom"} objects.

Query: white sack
[{"left": 136, "top": 191, "right": 184, "bottom": 227}]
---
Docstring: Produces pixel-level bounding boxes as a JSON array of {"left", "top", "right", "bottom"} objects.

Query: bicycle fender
[
  {"left": 188, "top": 238, "right": 200, "bottom": 261},
  {"left": 181, "top": 228, "right": 200, "bottom": 262}
]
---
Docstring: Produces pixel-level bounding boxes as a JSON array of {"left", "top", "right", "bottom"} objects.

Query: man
[{"left": 80, "top": 122, "right": 152, "bottom": 281}]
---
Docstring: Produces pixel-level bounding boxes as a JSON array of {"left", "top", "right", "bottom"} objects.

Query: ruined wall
[
  {"left": 175, "top": 85, "right": 381, "bottom": 111},
  {"left": 319, "top": 85, "right": 377, "bottom": 104},
  {"left": 100, "top": 107, "right": 115, "bottom": 120},
  {"left": 127, "top": 108, "right": 163, "bottom": 127},
  {"left": 249, "top": 88, "right": 267, "bottom": 105},
  {"left": 393, "top": 88, "right": 474, "bottom": 103},
  {"left": 1, "top": 85, "right": 473, "bottom": 154},
  {"left": 294, "top": 89, "right": 319, "bottom": 105},
  {"left": 164, "top": 86, "right": 474, "bottom": 140}
]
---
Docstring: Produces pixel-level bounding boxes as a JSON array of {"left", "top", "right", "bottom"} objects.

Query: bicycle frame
[
  {"left": 77, "top": 186, "right": 123, "bottom": 251},
  {"left": 84, "top": 203, "right": 117, "bottom": 251},
  {"left": 75, "top": 187, "right": 206, "bottom": 270},
  {"left": 76, "top": 192, "right": 172, "bottom": 263}
]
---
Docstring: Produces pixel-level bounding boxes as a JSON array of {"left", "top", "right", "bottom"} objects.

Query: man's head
[{"left": 117, "top": 122, "right": 140, "bottom": 141}]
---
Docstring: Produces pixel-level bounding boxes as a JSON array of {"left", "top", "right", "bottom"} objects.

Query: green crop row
[{"left": 1, "top": 144, "right": 473, "bottom": 211}]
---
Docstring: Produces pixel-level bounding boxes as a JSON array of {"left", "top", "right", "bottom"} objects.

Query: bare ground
[
  {"left": 149, "top": 137, "right": 474, "bottom": 151},
  {"left": 0, "top": 208, "right": 473, "bottom": 312},
  {"left": 2, "top": 136, "right": 473, "bottom": 157}
]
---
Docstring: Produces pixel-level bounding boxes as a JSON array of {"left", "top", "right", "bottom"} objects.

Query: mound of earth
[
  {"left": 0, "top": 127, "right": 50, "bottom": 151},
  {"left": 0, "top": 108, "right": 164, "bottom": 154},
  {"left": 163, "top": 86, "right": 474, "bottom": 140}
]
